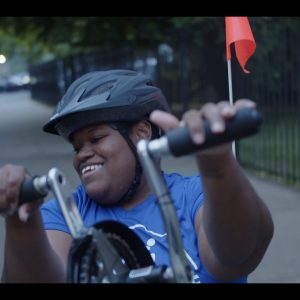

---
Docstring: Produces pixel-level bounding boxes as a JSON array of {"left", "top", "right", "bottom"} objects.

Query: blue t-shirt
[{"left": 41, "top": 172, "right": 247, "bottom": 283}]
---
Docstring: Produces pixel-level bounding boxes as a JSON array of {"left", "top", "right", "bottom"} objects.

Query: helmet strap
[{"left": 110, "top": 124, "right": 143, "bottom": 203}]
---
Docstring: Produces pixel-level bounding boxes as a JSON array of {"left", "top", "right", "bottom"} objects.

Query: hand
[
  {"left": 0, "top": 164, "right": 42, "bottom": 222},
  {"left": 149, "top": 99, "right": 256, "bottom": 156}
]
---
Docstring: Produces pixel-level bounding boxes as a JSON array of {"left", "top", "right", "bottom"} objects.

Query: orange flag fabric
[{"left": 225, "top": 17, "right": 256, "bottom": 74}]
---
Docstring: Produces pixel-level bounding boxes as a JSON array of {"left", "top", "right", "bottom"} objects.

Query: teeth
[{"left": 81, "top": 164, "right": 102, "bottom": 175}]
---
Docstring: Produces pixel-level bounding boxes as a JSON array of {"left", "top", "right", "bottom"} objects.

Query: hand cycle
[{"left": 19, "top": 108, "right": 262, "bottom": 283}]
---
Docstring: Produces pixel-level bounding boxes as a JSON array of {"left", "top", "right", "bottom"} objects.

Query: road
[
  {"left": 1, "top": 90, "right": 300, "bottom": 283},
  {"left": 0, "top": 91, "right": 77, "bottom": 278}
]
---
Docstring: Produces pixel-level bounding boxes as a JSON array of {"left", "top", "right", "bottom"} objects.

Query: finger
[
  {"left": 234, "top": 99, "right": 256, "bottom": 110},
  {"left": 18, "top": 200, "right": 43, "bottom": 223},
  {"left": 0, "top": 166, "right": 19, "bottom": 215},
  {"left": 6, "top": 166, "right": 26, "bottom": 214},
  {"left": 217, "top": 101, "right": 236, "bottom": 118},
  {"left": 18, "top": 203, "right": 32, "bottom": 222},
  {"left": 201, "top": 103, "right": 225, "bottom": 133},
  {"left": 149, "top": 110, "right": 180, "bottom": 131},
  {"left": 182, "top": 110, "right": 205, "bottom": 144},
  {"left": 0, "top": 168, "right": 9, "bottom": 211}
]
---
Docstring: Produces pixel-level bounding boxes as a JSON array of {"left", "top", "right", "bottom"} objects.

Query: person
[{"left": 0, "top": 69, "right": 273, "bottom": 283}]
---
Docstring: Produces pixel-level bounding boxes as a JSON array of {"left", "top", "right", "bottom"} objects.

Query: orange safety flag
[{"left": 225, "top": 16, "right": 256, "bottom": 74}]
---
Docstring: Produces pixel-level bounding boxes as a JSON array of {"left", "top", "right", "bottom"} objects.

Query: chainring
[{"left": 67, "top": 220, "right": 154, "bottom": 283}]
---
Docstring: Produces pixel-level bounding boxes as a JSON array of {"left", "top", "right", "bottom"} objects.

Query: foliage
[
  {"left": 0, "top": 17, "right": 174, "bottom": 64},
  {"left": 1, "top": 17, "right": 300, "bottom": 66}
]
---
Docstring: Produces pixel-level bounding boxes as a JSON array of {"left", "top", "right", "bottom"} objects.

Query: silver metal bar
[
  {"left": 46, "top": 168, "right": 89, "bottom": 238},
  {"left": 32, "top": 175, "right": 49, "bottom": 195},
  {"left": 147, "top": 136, "right": 169, "bottom": 159},
  {"left": 137, "top": 140, "right": 192, "bottom": 283}
]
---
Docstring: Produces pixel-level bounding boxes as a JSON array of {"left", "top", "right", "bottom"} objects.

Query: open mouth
[{"left": 80, "top": 164, "right": 103, "bottom": 178}]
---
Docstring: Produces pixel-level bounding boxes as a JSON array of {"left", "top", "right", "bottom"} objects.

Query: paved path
[{"left": 0, "top": 91, "right": 300, "bottom": 282}]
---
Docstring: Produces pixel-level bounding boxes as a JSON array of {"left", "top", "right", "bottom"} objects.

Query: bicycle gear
[{"left": 67, "top": 220, "right": 154, "bottom": 283}]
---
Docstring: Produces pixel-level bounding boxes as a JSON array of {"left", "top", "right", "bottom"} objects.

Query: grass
[{"left": 237, "top": 112, "right": 300, "bottom": 188}]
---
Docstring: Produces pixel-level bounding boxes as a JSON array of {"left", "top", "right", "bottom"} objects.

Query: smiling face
[
  {"left": 71, "top": 122, "right": 151, "bottom": 206},
  {"left": 71, "top": 123, "right": 136, "bottom": 205}
]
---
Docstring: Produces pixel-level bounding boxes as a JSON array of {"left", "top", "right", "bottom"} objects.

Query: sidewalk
[
  {"left": 247, "top": 175, "right": 300, "bottom": 282},
  {"left": 162, "top": 155, "right": 300, "bottom": 283},
  {"left": 0, "top": 91, "right": 300, "bottom": 283}
]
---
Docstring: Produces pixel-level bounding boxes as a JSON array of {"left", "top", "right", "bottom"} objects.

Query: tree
[{"left": 0, "top": 17, "right": 176, "bottom": 64}]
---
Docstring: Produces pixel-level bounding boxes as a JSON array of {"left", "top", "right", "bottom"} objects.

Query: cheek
[
  {"left": 109, "top": 147, "right": 136, "bottom": 181},
  {"left": 90, "top": 140, "right": 137, "bottom": 200},
  {"left": 106, "top": 142, "right": 137, "bottom": 189},
  {"left": 73, "top": 157, "right": 82, "bottom": 178},
  {"left": 86, "top": 151, "right": 137, "bottom": 204}
]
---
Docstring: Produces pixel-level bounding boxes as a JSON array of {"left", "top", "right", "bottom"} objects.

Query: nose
[{"left": 76, "top": 142, "right": 94, "bottom": 161}]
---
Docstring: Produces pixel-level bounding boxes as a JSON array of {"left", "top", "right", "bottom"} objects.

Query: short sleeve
[
  {"left": 40, "top": 199, "right": 71, "bottom": 234},
  {"left": 165, "top": 173, "right": 204, "bottom": 228},
  {"left": 183, "top": 175, "right": 205, "bottom": 225}
]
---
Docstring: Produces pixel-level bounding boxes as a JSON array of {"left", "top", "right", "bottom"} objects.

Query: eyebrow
[
  {"left": 86, "top": 125, "right": 107, "bottom": 134},
  {"left": 70, "top": 125, "right": 106, "bottom": 143},
  {"left": 87, "top": 127, "right": 100, "bottom": 134}
]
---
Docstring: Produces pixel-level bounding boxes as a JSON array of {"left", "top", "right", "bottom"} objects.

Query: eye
[
  {"left": 72, "top": 142, "right": 82, "bottom": 154},
  {"left": 73, "top": 146, "right": 80, "bottom": 154},
  {"left": 91, "top": 136, "right": 103, "bottom": 144}
]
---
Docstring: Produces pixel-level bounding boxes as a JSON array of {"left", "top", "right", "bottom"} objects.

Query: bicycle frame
[{"left": 30, "top": 162, "right": 192, "bottom": 283}]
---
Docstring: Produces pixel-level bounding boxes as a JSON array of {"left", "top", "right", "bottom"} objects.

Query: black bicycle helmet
[
  {"left": 43, "top": 69, "right": 170, "bottom": 140},
  {"left": 43, "top": 69, "right": 170, "bottom": 203}
]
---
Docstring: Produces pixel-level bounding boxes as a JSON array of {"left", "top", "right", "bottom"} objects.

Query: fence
[{"left": 29, "top": 18, "right": 300, "bottom": 188}]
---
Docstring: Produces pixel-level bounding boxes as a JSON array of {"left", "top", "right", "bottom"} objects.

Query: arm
[
  {"left": 195, "top": 150, "right": 273, "bottom": 280},
  {"left": 150, "top": 99, "right": 274, "bottom": 280},
  {"left": 0, "top": 164, "right": 72, "bottom": 283},
  {"left": 2, "top": 214, "right": 72, "bottom": 283}
]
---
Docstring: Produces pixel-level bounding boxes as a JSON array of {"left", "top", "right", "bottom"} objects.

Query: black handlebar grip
[
  {"left": 19, "top": 176, "right": 47, "bottom": 205},
  {"left": 166, "top": 108, "right": 262, "bottom": 157}
]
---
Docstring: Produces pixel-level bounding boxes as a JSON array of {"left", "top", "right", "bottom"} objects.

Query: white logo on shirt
[{"left": 129, "top": 223, "right": 201, "bottom": 283}]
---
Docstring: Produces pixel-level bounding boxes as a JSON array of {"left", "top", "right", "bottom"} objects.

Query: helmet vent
[{"left": 79, "top": 80, "right": 115, "bottom": 102}]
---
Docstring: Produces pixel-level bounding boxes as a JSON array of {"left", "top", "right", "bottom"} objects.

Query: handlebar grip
[
  {"left": 166, "top": 108, "right": 262, "bottom": 157},
  {"left": 19, "top": 176, "right": 48, "bottom": 205}
]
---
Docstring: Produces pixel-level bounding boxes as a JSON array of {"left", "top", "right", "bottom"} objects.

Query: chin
[{"left": 86, "top": 189, "right": 119, "bottom": 206}]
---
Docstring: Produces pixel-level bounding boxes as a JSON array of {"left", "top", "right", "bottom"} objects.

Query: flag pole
[
  {"left": 227, "top": 58, "right": 236, "bottom": 157},
  {"left": 225, "top": 16, "right": 256, "bottom": 158}
]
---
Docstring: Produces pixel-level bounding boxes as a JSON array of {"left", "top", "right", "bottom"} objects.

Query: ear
[{"left": 130, "top": 120, "right": 152, "bottom": 143}]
